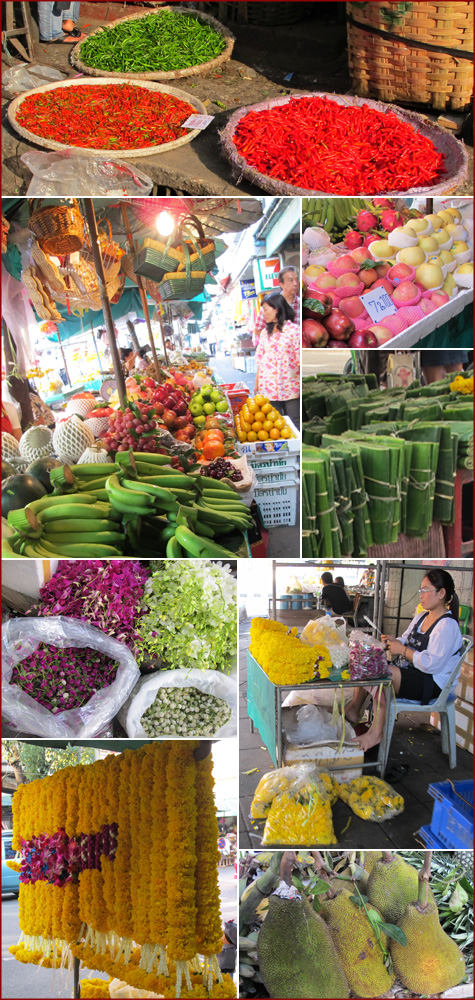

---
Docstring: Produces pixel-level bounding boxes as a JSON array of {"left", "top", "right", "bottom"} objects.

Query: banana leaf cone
[
  {"left": 402, "top": 438, "right": 440, "bottom": 538},
  {"left": 331, "top": 452, "right": 354, "bottom": 556},
  {"left": 302, "top": 473, "right": 317, "bottom": 557},
  {"left": 442, "top": 401, "right": 473, "bottom": 420},
  {"left": 443, "top": 422, "right": 473, "bottom": 469},
  {"left": 338, "top": 435, "right": 406, "bottom": 545},
  {"left": 402, "top": 400, "right": 443, "bottom": 422},
  {"left": 403, "top": 422, "right": 456, "bottom": 525},
  {"left": 320, "top": 436, "right": 372, "bottom": 553},
  {"left": 302, "top": 446, "right": 338, "bottom": 557},
  {"left": 302, "top": 419, "right": 324, "bottom": 447}
]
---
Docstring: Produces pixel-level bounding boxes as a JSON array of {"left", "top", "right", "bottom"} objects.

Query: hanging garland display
[{"left": 7, "top": 743, "right": 236, "bottom": 999}]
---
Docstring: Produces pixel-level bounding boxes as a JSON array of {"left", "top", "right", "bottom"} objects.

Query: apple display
[
  {"left": 338, "top": 296, "right": 367, "bottom": 319},
  {"left": 350, "top": 247, "right": 373, "bottom": 265},
  {"left": 315, "top": 272, "right": 337, "bottom": 289},
  {"left": 430, "top": 291, "right": 450, "bottom": 307},
  {"left": 409, "top": 218, "right": 431, "bottom": 233},
  {"left": 335, "top": 272, "right": 362, "bottom": 288},
  {"left": 302, "top": 319, "right": 330, "bottom": 347},
  {"left": 359, "top": 267, "right": 378, "bottom": 287},
  {"left": 392, "top": 281, "right": 421, "bottom": 305},
  {"left": 347, "top": 330, "right": 378, "bottom": 348},
  {"left": 432, "top": 228, "right": 452, "bottom": 245},
  {"left": 397, "top": 246, "right": 426, "bottom": 267},
  {"left": 442, "top": 273, "right": 457, "bottom": 296},
  {"left": 369, "top": 239, "right": 396, "bottom": 259},
  {"left": 389, "top": 263, "right": 415, "bottom": 282},
  {"left": 367, "top": 324, "right": 393, "bottom": 345},
  {"left": 419, "top": 298, "right": 438, "bottom": 315},
  {"left": 322, "top": 309, "right": 355, "bottom": 340},
  {"left": 451, "top": 241, "right": 470, "bottom": 253},
  {"left": 370, "top": 278, "right": 394, "bottom": 295},
  {"left": 417, "top": 236, "right": 440, "bottom": 253},
  {"left": 437, "top": 210, "right": 455, "bottom": 226},
  {"left": 415, "top": 263, "right": 444, "bottom": 289}
]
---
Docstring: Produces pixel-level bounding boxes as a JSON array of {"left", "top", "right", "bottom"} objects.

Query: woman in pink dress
[{"left": 254, "top": 293, "right": 300, "bottom": 429}]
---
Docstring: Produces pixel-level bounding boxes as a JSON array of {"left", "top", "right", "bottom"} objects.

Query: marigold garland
[{"left": 11, "top": 743, "right": 230, "bottom": 999}]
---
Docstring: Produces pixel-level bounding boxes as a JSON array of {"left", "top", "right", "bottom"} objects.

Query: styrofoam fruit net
[
  {"left": 77, "top": 446, "right": 110, "bottom": 464},
  {"left": 396, "top": 305, "right": 425, "bottom": 326},
  {"left": 379, "top": 311, "right": 409, "bottom": 335},
  {"left": 334, "top": 280, "right": 365, "bottom": 300},
  {"left": 2, "top": 432, "right": 21, "bottom": 460},
  {"left": 86, "top": 416, "right": 110, "bottom": 437},
  {"left": 353, "top": 311, "right": 373, "bottom": 330},
  {"left": 453, "top": 266, "right": 474, "bottom": 288},
  {"left": 18, "top": 426, "right": 54, "bottom": 462},
  {"left": 388, "top": 228, "right": 419, "bottom": 248},
  {"left": 53, "top": 414, "right": 95, "bottom": 463},
  {"left": 433, "top": 233, "right": 453, "bottom": 250},
  {"left": 391, "top": 282, "right": 422, "bottom": 308},
  {"left": 303, "top": 227, "right": 331, "bottom": 250},
  {"left": 327, "top": 256, "right": 359, "bottom": 277},
  {"left": 388, "top": 264, "right": 416, "bottom": 284},
  {"left": 65, "top": 397, "right": 97, "bottom": 418},
  {"left": 451, "top": 248, "right": 472, "bottom": 265}
]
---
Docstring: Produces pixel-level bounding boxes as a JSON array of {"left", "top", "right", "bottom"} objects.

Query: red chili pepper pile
[
  {"left": 17, "top": 84, "right": 196, "bottom": 150},
  {"left": 232, "top": 96, "right": 445, "bottom": 193}
]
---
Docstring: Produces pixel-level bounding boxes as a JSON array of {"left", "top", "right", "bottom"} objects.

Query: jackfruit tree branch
[
  {"left": 417, "top": 850, "right": 433, "bottom": 910},
  {"left": 280, "top": 851, "right": 296, "bottom": 886},
  {"left": 239, "top": 852, "right": 282, "bottom": 933}
]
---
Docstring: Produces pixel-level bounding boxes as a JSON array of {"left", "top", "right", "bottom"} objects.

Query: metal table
[{"left": 247, "top": 651, "right": 392, "bottom": 776}]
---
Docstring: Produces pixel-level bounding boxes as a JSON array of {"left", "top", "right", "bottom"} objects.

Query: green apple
[
  {"left": 203, "top": 402, "right": 216, "bottom": 415},
  {"left": 189, "top": 401, "right": 204, "bottom": 416},
  {"left": 201, "top": 384, "right": 213, "bottom": 397},
  {"left": 216, "top": 400, "right": 228, "bottom": 413},
  {"left": 210, "top": 389, "right": 222, "bottom": 403},
  {"left": 193, "top": 414, "right": 206, "bottom": 427}
]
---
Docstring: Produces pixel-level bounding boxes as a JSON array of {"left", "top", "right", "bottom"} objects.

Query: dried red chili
[
  {"left": 17, "top": 84, "right": 196, "bottom": 150},
  {"left": 232, "top": 96, "right": 445, "bottom": 193}
]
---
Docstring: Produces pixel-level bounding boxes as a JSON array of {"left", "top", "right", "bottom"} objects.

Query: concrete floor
[{"left": 238, "top": 618, "right": 473, "bottom": 850}]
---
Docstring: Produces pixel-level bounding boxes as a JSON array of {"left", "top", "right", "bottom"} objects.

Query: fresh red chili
[
  {"left": 232, "top": 96, "right": 445, "bottom": 193},
  {"left": 17, "top": 84, "right": 196, "bottom": 150}
]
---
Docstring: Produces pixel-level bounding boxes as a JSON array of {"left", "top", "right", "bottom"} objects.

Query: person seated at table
[
  {"left": 320, "top": 572, "right": 353, "bottom": 616},
  {"left": 334, "top": 576, "right": 351, "bottom": 600},
  {"left": 346, "top": 569, "right": 463, "bottom": 752}
]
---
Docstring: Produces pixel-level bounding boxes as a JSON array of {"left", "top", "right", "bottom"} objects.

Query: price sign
[
  {"left": 182, "top": 114, "right": 215, "bottom": 130},
  {"left": 360, "top": 286, "right": 398, "bottom": 323}
]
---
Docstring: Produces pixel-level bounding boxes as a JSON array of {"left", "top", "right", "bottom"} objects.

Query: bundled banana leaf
[
  {"left": 443, "top": 401, "right": 473, "bottom": 421},
  {"left": 444, "top": 421, "right": 473, "bottom": 469},
  {"left": 302, "top": 446, "right": 340, "bottom": 557},
  {"left": 401, "top": 423, "right": 456, "bottom": 525},
  {"left": 331, "top": 450, "right": 354, "bottom": 556}
]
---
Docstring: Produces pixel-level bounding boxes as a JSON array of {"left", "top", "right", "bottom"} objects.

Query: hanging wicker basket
[
  {"left": 220, "top": 91, "right": 469, "bottom": 197},
  {"left": 346, "top": 1, "right": 473, "bottom": 111},
  {"left": 28, "top": 199, "right": 85, "bottom": 255},
  {"left": 71, "top": 5, "right": 235, "bottom": 81}
]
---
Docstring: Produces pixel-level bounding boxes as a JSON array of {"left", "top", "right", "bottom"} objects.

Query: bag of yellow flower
[
  {"left": 337, "top": 776, "right": 404, "bottom": 822},
  {"left": 250, "top": 767, "right": 296, "bottom": 819},
  {"left": 109, "top": 979, "right": 164, "bottom": 998},
  {"left": 262, "top": 766, "right": 337, "bottom": 846}
]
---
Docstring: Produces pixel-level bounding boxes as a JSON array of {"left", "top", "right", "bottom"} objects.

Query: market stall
[
  {"left": 301, "top": 360, "right": 474, "bottom": 559},
  {"left": 302, "top": 197, "right": 473, "bottom": 351},
  {"left": 2, "top": 557, "right": 237, "bottom": 740},
  {"left": 1, "top": 196, "right": 300, "bottom": 558},
  {"left": 2, "top": 3, "right": 472, "bottom": 197}
]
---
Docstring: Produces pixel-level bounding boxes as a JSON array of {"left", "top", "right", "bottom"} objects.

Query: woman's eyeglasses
[{"left": 418, "top": 587, "right": 438, "bottom": 594}]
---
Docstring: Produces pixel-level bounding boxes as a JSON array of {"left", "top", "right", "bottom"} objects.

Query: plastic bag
[
  {"left": 109, "top": 980, "right": 164, "bottom": 999},
  {"left": 2, "top": 616, "right": 140, "bottom": 738},
  {"left": 301, "top": 616, "right": 350, "bottom": 669},
  {"left": 118, "top": 667, "right": 237, "bottom": 739},
  {"left": 282, "top": 688, "right": 354, "bottom": 709},
  {"left": 2, "top": 64, "right": 65, "bottom": 97},
  {"left": 284, "top": 704, "right": 340, "bottom": 745},
  {"left": 259, "top": 764, "right": 336, "bottom": 846},
  {"left": 21, "top": 150, "right": 153, "bottom": 197},
  {"left": 349, "top": 630, "right": 391, "bottom": 680},
  {"left": 338, "top": 776, "right": 404, "bottom": 822}
]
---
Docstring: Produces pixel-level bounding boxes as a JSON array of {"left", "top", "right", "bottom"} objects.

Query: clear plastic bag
[
  {"left": 118, "top": 667, "right": 237, "bottom": 739},
  {"left": 260, "top": 764, "right": 336, "bottom": 846},
  {"left": 21, "top": 151, "right": 153, "bottom": 197},
  {"left": 109, "top": 980, "right": 163, "bottom": 999},
  {"left": 2, "top": 616, "right": 140, "bottom": 738},
  {"left": 349, "top": 629, "right": 391, "bottom": 680},
  {"left": 338, "top": 776, "right": 404, "bottom": 822},
  {"left": 2, "top": 64, "right": 65, "bottom": 97},
  {"left": 301, "top": 616, "right": 350, "bottom": 668}
]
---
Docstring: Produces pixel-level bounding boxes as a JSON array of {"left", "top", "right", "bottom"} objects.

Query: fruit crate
[
  {"left": 417, "top": 824, "right": 446, "bottom": 849},
  {"left": 428, "top": 779, "right": 473, "bottom": 849},
  {"left": 254, "top": 478, "right": 299, "bottom": 527},
  {"left": 237, "top": 415, "right": 300, "bottom": 456}
]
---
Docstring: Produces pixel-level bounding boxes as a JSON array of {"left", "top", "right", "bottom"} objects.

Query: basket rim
[
  {"left": 7, "top": 77, "right": 207, "bottom": 159},
  {"left": 220, "top": 90, "right": 469, "bottom": 197},
  {"left": 70, "top": 4, "right": 235, "bottom": 82}
]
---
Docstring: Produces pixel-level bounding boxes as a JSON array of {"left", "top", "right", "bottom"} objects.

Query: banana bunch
[
  {"left": 303, "top": 197, "right": 365, "bottom": 238},
  {"left": 4, "top": 491, "right": 125, "bottom": 558}
]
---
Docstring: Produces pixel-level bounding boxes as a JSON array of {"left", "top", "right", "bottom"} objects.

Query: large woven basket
[
  {"left": 7, "top": 78, "right": 207, "bottom": 160},
  {"left": 71, "top": 5, "right": 235, "bottom": 82},
  {"left": 134, "top": 239, "right": 185, "bottom": 282},
  {"left": 221, "top": 91, "right": 469, "bottom": 197},
  {"left": 28, "top": 199, "right": 85, "bottom": 255},
  {"left": 158, "top": 271, "right": 206, "bottom": 301},
  {"left": 346, "top": 1, "right": 473, "bottom": 111}
]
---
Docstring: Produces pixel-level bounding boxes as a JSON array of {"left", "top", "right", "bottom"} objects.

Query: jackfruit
[
  {"left": 257, "top": 893, "right": 349, "bottom": 998},
  {"left": 320, "top": 888, "right": 396, "bottom": 998},
  {"left": 362, "top": 850, "right": 383, "bottom": 875},
  {"left": 367, "top": 853, "right": 435, "bottom": 924},
  {"left": 391, "top": 898, "right": 466, "bottom": 994}
]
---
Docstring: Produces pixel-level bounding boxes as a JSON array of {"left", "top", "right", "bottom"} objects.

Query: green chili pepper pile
[{"left": 78, "top": 10, "right": 227, "bottom": 74}]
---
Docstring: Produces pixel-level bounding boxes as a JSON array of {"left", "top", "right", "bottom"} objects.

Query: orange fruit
[
  {"left": 247, "top": 431, "right": 257, "bottom": 442},
  {"left": 254, "top": 411, "right": 265, "bottom": 423},
  {"left": 241, "top": 406, "right": 251, "bottom": 421},
  {"left": 237, "top": 431, "right": 247, "bottom": 443},
  {"left": 251, "top": 421, "right": 263, "bottom": 432},
  {"left": 247, "top": 400, "right": 258, "bottom": 413},
  {"left": 269, "top": 410, "right": 280, "bottom": 422},
  {"left": 241, "top": 420, "right": 252, "bottom": 433},
  {"left": 281, "top": 426, "right": 291, "bottom": 439},
  {"left": 254, "top": 394, "right": 266, "bottom": 407},
  {"left": 203, "top": 440, "right": 225, "bottom": 460},
  {"left": 274, "top": 417, "right": 285, "bottom": 430},
  {"left": 261, "top": 403, "right": 272, "bottom": 415},
  {"left": 269, "top": 427, "right": 280, "bottom": 439},
  {"left": 257, "top": 430, "right": 269, "bottom": 441},
  {"left": 263, "top": 420, "right": 273, "bottom": 432},
  {"left": 204, "top": 429, "right": 224, "bottom": 443}
]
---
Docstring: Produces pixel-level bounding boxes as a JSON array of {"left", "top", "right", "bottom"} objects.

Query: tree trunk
[{"left": 2, "top": 319, "right": 34, "bottom": 431}]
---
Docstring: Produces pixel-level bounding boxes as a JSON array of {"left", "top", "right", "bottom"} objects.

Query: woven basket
[
  {"left": 121, "top": 252, "right": 163, "bottom": 301},
  {"left": 178, "top": 240, "right": 216, "bottom": 273},
  {"left": 83, "top": 218, "right": 124, "bottom": 277},
  {"left": 158, "top": 271, "right": 206, "bottom": 301},
  {"left": 220, "top": 91, "right": 469, "bottom": 197},
  {"left": 346, "top": 1, "right": 473, "bottom": 111},
  {"left": 7, "top": 78, "right": 206, "bottom": 160},
  {"left": 134, "top": 239, "right": 185, "bottom": 282},
  {"left": 28, "top": 199, "right": 84, "bottom": 255},
  {"left": 71, "top": 5, "right": 235, "bottom": 82},
  {"left": 215, "top": 2, "right": 314, "bottom": 25}
]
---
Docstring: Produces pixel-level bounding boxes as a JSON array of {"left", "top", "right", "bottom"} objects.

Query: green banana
[
  {"left": 193, "top": 520, "right": 215, "bottom": 539},
  {"left": 198, "top": 477, "right": 236, "bottom": 493},
  {"left": 195, "top": 501, "right": 250, "bottom": 528},
  {"left": 43, "top": 531, "right": 125, "bottom": 546},
  {"left": 42, "top": 519, "right": 118, "bottom": 534},
  {"left": 37, "top": 503, "right": 112, "bottom": 523},
  {"left": 134, "top": 462, "right": 177, "bottom": 476},
  {"left": 131, "top": 452, "right": 171, "bottom": 465},
  {"left": 140, "top": 474, "right": 192, "bottom": 488},
  {"left": 106, "top": 474, "right": 154, "bottom": 508},
  {"left": 174, "top": 525, "right": 236, "bottom": 559},
  {"left": 35, "top": 540, "right": 123, "bottom": 557},
  {"left": 200, "top": 496, "right": 252, "bottom": 515},
  {"left": 78, "top": 476, "right": 110, "bottom": 491},
  {"left": 121, "top": 477, "right": 178, "bottom": 505},
  {"left": 27, "top": 493, "right": 98, "bottom": 514},
  {"left": 70, "top": 463, "right": 118, "bottom": 476},
  {"left": 85, "top": 489, "right": 110, "bottom": 502},
  {"left": 166, "top": 535, "right": 183, "bottom": 557},
  {"left": 2, "top": 537, "right": 25, "bottom": 558}
]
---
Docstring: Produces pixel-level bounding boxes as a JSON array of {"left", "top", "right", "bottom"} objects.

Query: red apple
[
  {"left": 359, "top": 268, "right": 378, "bottom": 287},
  {"left": 371, "top": 278, "right": 394, "bottom": 295},
  {"left": 303, "top": 288, "right": 333, "bottom": 318},
  {"left": 420, "top": 298, "right": 438, "bottom": 315},
  {"left": 323, "top": 309, "right": 355, "bottom": 341},
  {"left": 392, "top": 281, "right": 420, "bottom": 304},
  {"left": 154, "top": 401, "right": 164, "bottom": 416},
  {"left": 327, "top": 340, "right": 349, "bottom": 348},
  {"left": 174, "top": 415, "right": 190, "bottom": 429},
  {"left": 339, "top": 296, "right": 366, "bottom": 319},
  {"left": 374, "top": 262, "right": 391, "bottom": 278},
  {"left": 350, "top": 247, "right": 373, "bottom": 266},
  {"left": 335, "top": 272, "right": 362, "bottom": 288},
  {"left": 389, "top": 263, "right": 414, "bottom": 282},
  {"left": 315, "top": 272, "right": 337, "bottom": 290},
  {"left": 162, "top": 408, "right": 177, "bottom": 429},
  {"left": 348, "top": 330, "right": 378, "bottom": 348},
  {"left": 367, "top": 324, "right": 393, "bottom": 345},
  {"left": 430, "top": 291, "right": 450, "bottom": 308},
  {"left": 302, "top": 319, "right": 329, "bottom": 347}
]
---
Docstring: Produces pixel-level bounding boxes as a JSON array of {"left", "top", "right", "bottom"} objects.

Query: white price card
[
  {"left": 182, "top": 114, "right": 215, "bottom": 130},
  {"left": 360, "top": 286, "right": 398, "bottom": 323}
]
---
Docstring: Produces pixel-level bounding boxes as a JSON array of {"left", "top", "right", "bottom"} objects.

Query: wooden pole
[
  {"left": 90, "top": 321, "right": 102, "bottom": 372},
  {"left": 120, "top": 203, "right": 166, "bottom": 376},
  {"left": 55, "top": 323, "right": 71, "bottom": 387},
  {"left": 83, "top": 199, "right": 126, "bottom": 409},
  {"left": 73, "top": 955, "right": 81, "bottom": 998}
]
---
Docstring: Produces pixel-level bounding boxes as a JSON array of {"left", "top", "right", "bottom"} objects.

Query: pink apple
[
  {"left": 374, "top": 262, "right": 391, "bottom": 278},
  {"left": 359, "top": 268, "right": 378, "bottom": 287},
  {"left": 326, "top": 340, "right": 349, "bottom": 348},
  {"left": 392, "top": 281, "right": 420, "bottom": 304},
  {"left": 315, "top": 273, "right": 337, "bottom": 289},
  {"left": 389, "top": 263, "right": 415, "bottom": 282},
  {"left": 371, "top": 278, "right": 394, "bottom": 295},
  {"left": 339, "top": 296, "right": 366, "bottom": 319},
  {"left": 367, "top": 324, "right": 393, "bottom": 345},
  {"left": 420, "top": 298, "right": 438, "bottom": 315},
  {"left": 350, "top": 247, "right": 373, "bottom": 266},
  {"left": 347, "top": 330, "right": 378, "bottom": 348},
  {"left": 335, "top": 272, "right": 362, "bottom": 288},
  {"left": 430, "top": 291, "right": 450, "bottom": 308}
]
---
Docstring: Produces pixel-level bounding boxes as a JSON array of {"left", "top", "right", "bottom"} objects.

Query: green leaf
[
  {"left": 349, "top": 894, "right": 364, "bottom": 908},
  {"left": 309, "top": 877, "right": 333, "bottom": 895},
  {"left": 312, "top": 893, "right": 322, "bottom": 913},
  {"left": 302, "top": 297, "right": 326, "bottom": 315},
  {"left": 379, "top": 923, "right": 407, "bottom": 946},
  {"left": 367, "top": 908, "right": 383, "bottom": 922},
  {"left": 292, "top": 876, "right": 305, "bottom": 891}
]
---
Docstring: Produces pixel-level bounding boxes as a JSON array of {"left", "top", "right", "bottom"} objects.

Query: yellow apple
[
  {"left": 369, "top": 240, "right": 397, "bottom": 259},
  {"left": 415, "top": 263, "right": 444, "bottom": 289},
  {"left": 442, "top": 273, "right": 457, "bottom": 296},
  {"left": 438, "top": 250, "right": 455, "bottom": 265},
  {"left": 432, "top": 228, "right": 451, "bottom": 245},
  {"left": 397, "top": 246, "right": 426, "bottom": 267},
  {"left": 457, "top": 262, "right": 473, "bottom": 274},
  {"left": 410, "top": 218, "right": 432, "bottom": 233},
  {"left": 437, "top": 210, "right": 455, "bottom": 226},
  {"left": 418, "top": 236, "right": 440, "bottom": 253},
  {"left": 424, "top": 213, "right": 444, "bottom": 228},
  {"left": 401, "top": 225, "right": 418, "bottom": 238},
  {"left": 427, "top": 254, "right": 444, "bottom": 267},
  {"left": 452, "top": 241, "right": 470, "bottom": 254},
  {"left": 444, "top": 207, "right": 462, "bottom": 221},
  {"left": 305, "top": 264, "right": 325, "bottom": 277}
]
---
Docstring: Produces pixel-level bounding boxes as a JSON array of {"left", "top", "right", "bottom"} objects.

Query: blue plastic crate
[
  {"left": 418, "top": 824, "right": 446, "bottom": 849},
  {"left": 428, "top": 779, "right": 473, "bottom": 849}
]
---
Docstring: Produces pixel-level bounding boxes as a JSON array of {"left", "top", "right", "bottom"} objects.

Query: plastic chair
[
  {"left": 458, "top": 605, "right": 471, "bottom": 636},
  {"left": 341, "top": 592, "right": 363, "bottom": 629},
  {"left": 380, "top": 635, "right": 473, "bottom": 773}
]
